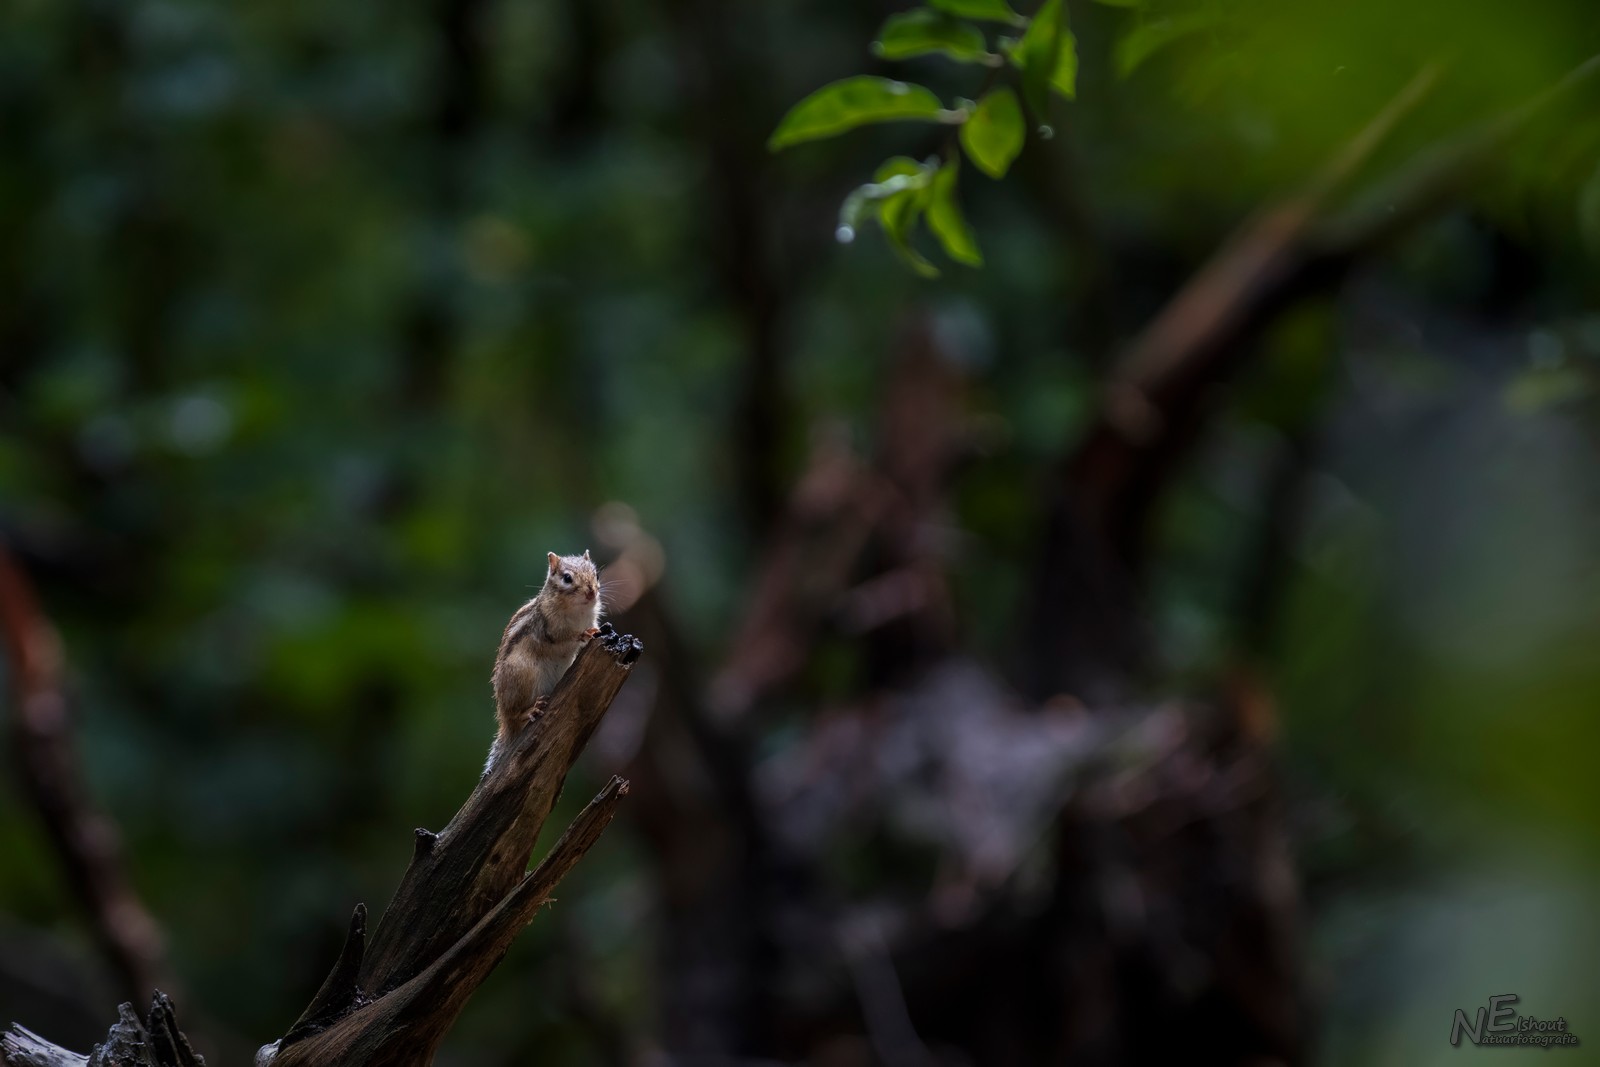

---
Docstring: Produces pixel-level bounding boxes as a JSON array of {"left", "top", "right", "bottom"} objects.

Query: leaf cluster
[{"left": 768, "top": 0, "right": 1082, "bottom": 275}]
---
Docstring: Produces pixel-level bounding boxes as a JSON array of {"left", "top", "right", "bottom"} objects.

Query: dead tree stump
[{"left": 3, "top": 625, "right": 644, "bottom": 1067}]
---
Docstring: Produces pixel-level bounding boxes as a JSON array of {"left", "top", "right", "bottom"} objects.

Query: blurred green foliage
[{"left": 1, "top": 0, "right": 1598, "bottom": 1063}]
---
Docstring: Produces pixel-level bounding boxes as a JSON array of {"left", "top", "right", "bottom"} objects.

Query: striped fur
[{"left": 489, "top": 551, "right": 602, "bottom": 755}]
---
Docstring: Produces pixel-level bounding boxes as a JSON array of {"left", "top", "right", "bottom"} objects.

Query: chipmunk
[{"left": 490, "top": 550, "right": 602, "bottom": 759}]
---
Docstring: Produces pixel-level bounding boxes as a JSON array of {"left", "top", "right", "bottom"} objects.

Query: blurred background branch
[{"left": 0, "top": 544, "right": 173, "bottom": 1012}]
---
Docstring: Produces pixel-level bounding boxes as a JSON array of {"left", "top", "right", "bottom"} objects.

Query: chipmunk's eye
[{"left": 561, "top": 572, "right": 573, "bottom": 584}]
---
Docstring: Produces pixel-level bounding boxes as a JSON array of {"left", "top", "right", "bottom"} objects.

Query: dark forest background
[{"left": 2, "top": 0, "right": 1599, "bottom": 1064}]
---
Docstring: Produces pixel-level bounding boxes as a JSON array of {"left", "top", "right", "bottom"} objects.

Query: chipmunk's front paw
[
  {"left": 526, "top": 696, "right": 550, "bottom": 721},
  {"left": 582, "top": 627, "right": 600, "bottom": 639}
]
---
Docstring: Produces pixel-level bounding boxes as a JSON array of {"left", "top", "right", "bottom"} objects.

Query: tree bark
[{"left": 2, "top": 626, "right": 644, "bottom": 1067}]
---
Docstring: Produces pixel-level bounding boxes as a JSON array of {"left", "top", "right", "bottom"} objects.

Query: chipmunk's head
[{"left": 545, "top": 549, "right": 601, "bottom": 610}]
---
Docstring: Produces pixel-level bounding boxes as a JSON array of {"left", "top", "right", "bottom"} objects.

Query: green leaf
[
  {"left": 831, "top": 155, "right": 979, "bottom": 276},
  {"left": 1014, "top": 0, "right": 1077, "bottom": 114},
  {"left": 1114, "top": 13, "right": 1214, "bottom": 77},
  {"left": 925, "top": 160, "right": 983, "bottom": 267},
  {"left": 833, "top": 157, "right": 943, "bottom": 276},
  {"left": 960, "top": 87, "right": 1024, "bottom": 178},
  {"left": 928, "top": 0, "right": 1021, "bottom": 24},
  {"left": 836, "top": 157, "right": 934, "bottom": 245},
  {"left": 769, "top": 76, "right": 950, "bottom": 151},
  {"left": 873, "top": 10, "right": 995, "bottom": 64},
  {"left": 880, "top": 187, "right": 940, "bottom": 277},
  {"left": 874, "top": 156, "right": 930, "bottom": 182}
]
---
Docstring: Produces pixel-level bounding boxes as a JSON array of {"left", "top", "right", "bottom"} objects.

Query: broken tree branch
[
  {"left": 356, "top": 625, "right": 641, "bottom": 998},
  {"left": 267, "top": 778, "right": 631, "bottom": 1067},
  {"left": 3, "top": 622, "right": 644, "bottom": 1067},
  {"left": 2, "top": 992, "right": 203, "bottom": 1067}
]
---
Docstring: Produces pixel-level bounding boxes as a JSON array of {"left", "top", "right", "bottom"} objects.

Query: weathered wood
[
  {"left": 269, "top": 778, "right": 628, "bottom": 1067},
  {"left": 357, "top": 624, "right": 642, "bottom": 997},
  {"left": 1, "top": 1027, "right": 87, "bottom": 1067},
  {"left": 4, "top": 624, "right": 643, "bottom": 1067},
  {"left": 137, "top": 994, "right": 202, "bottom": 1067},
  {"left": 0, "top": 994, "right": 206, "bottom": 1067},
  {"left": 280, "top": 905, "right": 368, "bottom": 1046}
]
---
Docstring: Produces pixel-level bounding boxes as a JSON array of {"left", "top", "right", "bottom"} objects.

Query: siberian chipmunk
[{"left": 490, "top": 550, "right": 602, "bottom": 757}]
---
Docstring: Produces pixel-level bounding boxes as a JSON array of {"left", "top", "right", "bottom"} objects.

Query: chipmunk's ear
[
  {"left": 547, "top": 551, "right": 560, "bottom": 572},
  {"left": 583, "top": 549, "right": 592, "bottom": 562}
]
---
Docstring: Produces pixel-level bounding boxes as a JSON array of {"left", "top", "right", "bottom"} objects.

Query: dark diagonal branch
[
  {"left": 4, "top": 623, "right": 644, "bottom": 1067},
  {"left": 356, "top": 627, "right": 641, "bottom": 997},
  {"left": 1023, "top": 55, "right": 1600, "bottom": 699},
  {"left": 268, "top": 778, "right": 630, "bottom": 1067},
  {"left": 0, "top": 544, "right": 173, "bottom": 1008},
  {"left": 265, "top": 626, "right": 643, "bottom": 1067}
]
